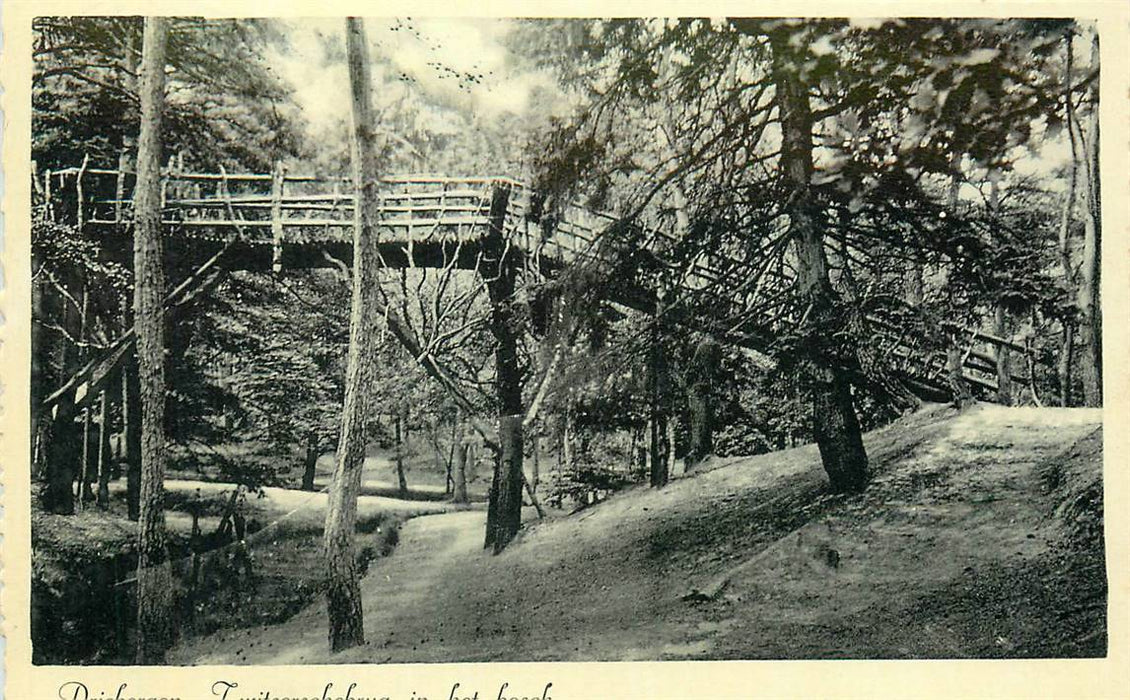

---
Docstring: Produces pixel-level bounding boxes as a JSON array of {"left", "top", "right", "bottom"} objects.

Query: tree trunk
[
  {"left": 133, "top": 16, "right": 174, "bottom": 664},
  {"left": 643, "top": 417, "right": 654, "bottom": 475},
  {"left": 630, "top": 422, "right": 639, "bottom": 473},
  {"left": 648, "top": 414, "right": 669, "bottom": 488},
  {"left": 467, "top": 444, "right": 476, "bottom": 485},
  {"left": 492, "top": 415, "right": 524, "bottom": 552},
  {"left": 773, "top": 40, "right": 868, "bottom": 492},
  {"left": 994, "top": 307, "right": 1014, "bottom": 406},
  {"left": 1059, "top": 324, "right": 1075, "bottom": 407},
  {"left": 484, "top": 185, "right": 524, "bottom": 553},
  {"left": 80, "top": 407, "right": 94, "bottom": 508},
  {"left": 97, "top": 388, "right": 112, "bottom": 508},
  {"left": 946, "top": 340, "right": 974, "bottom": 408},
  {"left": 812, "top": 369, "right": 869, "bottom": 492},
  {"left": 1058, "top": 36, "right": 1080, "bottom": 408},
  {"left": 41, "top": 421, "right": 76, "bottom": 514},
  {"left": 687, "top": 339, "right": 720, "bottom": 469},
  {"left": 648, "top": 302, "right": 669, "bottom": 487},
  {"left": 453, "top": 439, "right": 469, "bottom": 504},
  {"left": 395, "top": 411, "right": 408, "bottom": 497},
  {"left": 124, "top": 354, "right": 142, "bottom": 521},
  {"left": 31, "top": 236, "right": 47, "bottom": 482},
  {"left": 1076, "top": 33, "right": 1102, "bottom": 407},
  {"left": 324, "top": 16, "right": 383, "bottom": 653},
  {"left": 40, "top": 274, "right": 81, "bottom": 514},
  {"left": 112, "top": 295, "right": 126, "bottom": 481},
  {"left": 530, "top": 434, "right": 540, "bottom": 494},
  {"left": 485, "top": 454, "right": 500, "bottom": 548},
  {"left": 667, "top": 417, "right": 680, "bottom": 478},
  {"left": 944, "top": 157, "right": 974, "bottom": 407},
  {"left": 301, "top": 429, "right": 318, "bottom": 491},
  {"left": 77, "top": 282, "right": 96, "bottom": 509},
  {"left": 987, "top": 172, "right": 1013, "bottom": 407},
  {"left": 903, "top": 259, "right": 924, "bottom": 307},
  {"left": 562, "top": 409, "right": 574, "bottom": 475},
  {"left": 687, "top": 383, "right": 711, "bottom": 467},
  {"left": 445, "top": 413, "right": 458, "bottom": 495}
]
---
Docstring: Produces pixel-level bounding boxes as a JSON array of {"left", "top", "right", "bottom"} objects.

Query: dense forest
[{"left": 29, "top": 17, "right": 1101, "bottom": 664}]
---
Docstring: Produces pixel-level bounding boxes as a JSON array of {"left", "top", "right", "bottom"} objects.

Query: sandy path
[{"left": 169, "top": 509, "right": 486, "bottom": 664}]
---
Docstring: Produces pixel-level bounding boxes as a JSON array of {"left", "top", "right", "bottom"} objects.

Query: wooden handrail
[{"left": 61, "top": 166, "right": 527, "bottom": 188}]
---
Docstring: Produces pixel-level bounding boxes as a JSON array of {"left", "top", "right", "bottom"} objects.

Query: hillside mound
[{"left": 170, "top": 403, "right": 1105, "bottom": 664}]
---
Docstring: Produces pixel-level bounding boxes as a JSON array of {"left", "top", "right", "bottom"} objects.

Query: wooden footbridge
[{"left": 35, "top": 161, "right": 1035, "bottom": 424}]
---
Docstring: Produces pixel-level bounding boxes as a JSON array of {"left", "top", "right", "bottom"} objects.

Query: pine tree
[{"left": 133, "top": 16, "right": 174, "bottom": 664}]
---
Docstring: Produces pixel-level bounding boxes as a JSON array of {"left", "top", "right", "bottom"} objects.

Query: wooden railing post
[
  {"left": 271, "top": 161, "right": 285, "bottom": 273},
  {"left": 161, "top": 155, "right": 175, "bottom": 210},
  {"left": 115, "top": 151, "right": 129, "bottom": 225},
  {"left": 76, "top": 153, "right": 89, "bottom": 231},
  {"left": 44, "top": 168, "right": 54, "bottom": 221}
]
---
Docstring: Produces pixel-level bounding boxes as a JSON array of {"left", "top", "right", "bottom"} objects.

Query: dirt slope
[{"left": 168, "top": 404, "right": 1105, "bottom": 663}]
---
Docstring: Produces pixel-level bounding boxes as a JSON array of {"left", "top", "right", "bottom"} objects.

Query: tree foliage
[{"left": 516, "top": 19, "right": 1093, "bottom": 409}]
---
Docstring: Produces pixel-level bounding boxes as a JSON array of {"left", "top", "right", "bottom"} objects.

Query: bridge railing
[{"left": 42, "top": 163, "right": 519, "bottom": 255}]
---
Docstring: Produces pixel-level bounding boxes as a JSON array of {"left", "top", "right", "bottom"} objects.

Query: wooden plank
[
  {"left": 124, "top": 190, "right": 491, "bottom": 205},
  {"left": 166, "top": 201, "right": 489, "bottom": 214}
]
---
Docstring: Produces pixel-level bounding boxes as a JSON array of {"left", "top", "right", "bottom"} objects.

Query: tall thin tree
[
  {"left": 324, "top": 16, "right": 384, "bottom": 653},
  {"left": 1075, "top": 32, "right": 1102, "bottom": 407},
  {"left": 133, "top": 15, "right": 174, "bottom": 664},
  {"left": 1058, "top": 30, "right": 1080, "bottom": 407}
]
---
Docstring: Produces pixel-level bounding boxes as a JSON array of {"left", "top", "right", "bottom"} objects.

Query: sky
[
  {"left": 271, "top": 18, "right": 558, "bottom": 139},
  {"left": 267, "top": 17, "right": 1072, "bottom": 189}
]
